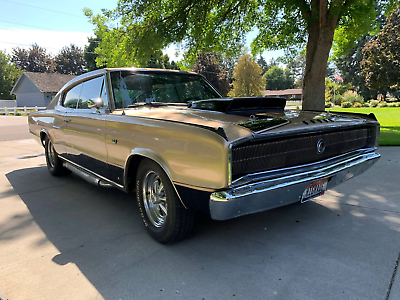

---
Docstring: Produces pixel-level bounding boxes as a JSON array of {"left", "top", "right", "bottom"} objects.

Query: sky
[{"left": 0, "top": 0, "right": 284, "bottom": 63}]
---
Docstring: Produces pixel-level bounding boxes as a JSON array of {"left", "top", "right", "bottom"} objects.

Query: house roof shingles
[{"left": 22, "top": 72, "right": 77, "bottom": 93}]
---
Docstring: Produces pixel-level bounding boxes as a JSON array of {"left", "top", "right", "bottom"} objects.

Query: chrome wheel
[
  {"left": 142, "top": 171, "right": 168, "bottom": 227},
  {"left": 47, "top": 139, "right": 56, "bottom": 168}
]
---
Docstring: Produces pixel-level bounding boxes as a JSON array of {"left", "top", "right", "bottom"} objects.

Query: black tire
[
  {"left": 136, "top": 159, "right": 197, "bottom": 244},
  {"left": 44, "top": 136, "right": 70, "bottom": 176}
]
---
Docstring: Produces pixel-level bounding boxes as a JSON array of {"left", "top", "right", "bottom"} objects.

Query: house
[
  {"left": 263, "top": 89, "right": 302, "bottom": 101},
  {"left": 11, "top": 72, "right": 76, "bottom": 107}
]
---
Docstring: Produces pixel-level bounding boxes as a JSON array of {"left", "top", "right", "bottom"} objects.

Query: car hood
[{"left": 112, "top": 106, "right": 378, "bottom": 142}]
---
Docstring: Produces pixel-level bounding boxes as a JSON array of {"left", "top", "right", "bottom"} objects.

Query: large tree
[
  {"left": 147, "top": 50, "right": 180, "bottom": 70},
  {"left": 85, "top": 0, "right": 396, "bottom": 111},
  {"left": 228, "top": 54, "right": 265, "bottom": 97},
  {"left": 84, "top": 36, "right": 105, "bottom": 71},
  {"left": 0, "top": 50, "right": 21, "bottom": 100},
  {"left": 54, "top": 44, "right": 86, "bottom": 75},
  {"left": 192, "top": 52, "right": 229, "bottom": 96},
  {"left": 257, "top": 56, "right": 279, "bottom": 76},
  {"left": 361, "top": 3, "right": 400, "bottom": 93},
  {"left": 264, "top": 66, "right": 294, "bottom": 90},
  {"left": 11, "top": 44, "right": 54, "bottom": 73},
  {"left": 335, "top": 36, "right": 379, "bottom": 100}
]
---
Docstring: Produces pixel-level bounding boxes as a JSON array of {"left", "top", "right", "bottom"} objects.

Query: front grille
[{"left": 231, "top": 128, "right": 373, "bottom": 178}]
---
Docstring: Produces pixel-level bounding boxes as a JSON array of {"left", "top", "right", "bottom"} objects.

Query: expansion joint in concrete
[{"left": 386, "top": 251, "right": 400, "bottom": 300}]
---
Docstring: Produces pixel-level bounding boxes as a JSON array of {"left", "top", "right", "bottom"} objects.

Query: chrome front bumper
[{"left": 209, "top": 149, "right": 380, "bottom": 220}]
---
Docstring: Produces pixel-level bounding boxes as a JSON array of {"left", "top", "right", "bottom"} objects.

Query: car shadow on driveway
[{"left": 4, "top": 165, "right": 400, "bottom": 300}]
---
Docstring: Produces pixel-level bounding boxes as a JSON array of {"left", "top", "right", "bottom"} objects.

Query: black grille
[{"left": 231, "top": 128, "right": 373, "bottom": 178}]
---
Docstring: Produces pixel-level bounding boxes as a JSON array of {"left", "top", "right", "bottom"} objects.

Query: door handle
[{"left": 64, "top": 119, "right": 71, "bottom": 122}]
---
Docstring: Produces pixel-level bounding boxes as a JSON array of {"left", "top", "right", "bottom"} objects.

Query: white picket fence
[{"left": 0, "top": 106, "right": 46, "bottom": 115}]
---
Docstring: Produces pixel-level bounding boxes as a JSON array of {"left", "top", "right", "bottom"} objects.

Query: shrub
[
  {"left": 343, "top": 90, "right": 364, "bottom": 104},
  {"left": 387, "top": 103, "right": 395, "bottom": 107},
  {"left": 341, "top": 101, "right": 352, "bottom": 108},
  {"left": 369, "top": 100, "right": 379, "bottom": 107},
  {"left": 332, "top": 95, "right": 343, "bottom": 106},
  {"left": 353, "top": 102, "right": 362, "bottom": 108},
  {"left": 362, "top": 102, "right": 370, "bottom": 107},
  {"left": 395, "top": 102, "right": 400, "bottom": 107},
  {"left": 378, "top": 101, "right": 387, "bottom": 107},
  {"left": 325, "top": 101, "right": 334, "bottom": 108}
]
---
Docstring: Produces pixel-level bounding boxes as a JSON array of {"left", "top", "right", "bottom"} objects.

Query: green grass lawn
[{"left": 328, "top": 107, "right": 400, "bottom": 146}]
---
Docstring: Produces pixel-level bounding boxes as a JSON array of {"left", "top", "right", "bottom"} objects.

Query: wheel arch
[
  {"left": 39, "top": 129, "right": 50, "bottom": 148},
  {"left": 123, "top": 149, "right": 187, "bottom": 208}
]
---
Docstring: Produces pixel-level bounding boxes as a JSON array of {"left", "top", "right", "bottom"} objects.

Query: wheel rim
[
  {"left": 47, "top": 140, "right": 56, "bottom": 168},
  {"left": 142, "top": 171, "right": 168, "bottom": 228}
]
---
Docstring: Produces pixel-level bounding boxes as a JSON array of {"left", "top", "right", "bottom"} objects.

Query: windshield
[{"left": 110, "top": 70, "right": 222, "bottom": 109}]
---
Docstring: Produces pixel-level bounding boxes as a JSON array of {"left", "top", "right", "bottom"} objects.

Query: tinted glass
[
  {"left": 77, "top": 76, "right": 104, "bottom": 109},
  {"left": 63, "top": 84, "right": 82, "bottom": 108},
  {"left": 110, "top": 71, "right": 221, "bottom": 109}
]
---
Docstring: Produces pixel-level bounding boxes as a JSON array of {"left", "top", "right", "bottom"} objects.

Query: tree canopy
[
  {"left": 54, "top": 44, "right": 86, "bottom": 75},
  {"left": 85, "top": 0, "right": 397, "bottom": 110},
  {"left": 11, "top": 44, "right": 54, "bottom": 73},
  {"left": 84, "top": 36, "right": 105, "bottom": 71},
  {"left": 361, "top": 3, "right": 400, "bottom": 92},
  {"left": 228, "top": 54, "right": 265, "bottom": 97},
  {"left": 146, "top": 50, "right": 179, "bottom": 70},
  {"left": 192, "top": 52, "right": 229, "bottom": 96},
  {"left": 263, "top": 66, "right": 294, "bottom": 90},
  {"left": 0, "top": 50, "right": 21, "bottom": 100}
]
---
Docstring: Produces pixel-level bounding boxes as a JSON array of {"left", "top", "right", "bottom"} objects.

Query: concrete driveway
[{"left": 0, "top": 116, "right": 399, "bottom": 300}]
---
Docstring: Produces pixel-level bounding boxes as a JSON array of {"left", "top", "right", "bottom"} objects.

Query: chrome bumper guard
[{"left": 209, "top": 150, "right": 380, "bottom": 220}]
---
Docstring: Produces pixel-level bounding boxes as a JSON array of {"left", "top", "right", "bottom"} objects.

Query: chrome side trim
[
  {"left": 61, "top": 157, "right": 124, "bottom": 190},
  {"left": 210, "top": 151, "right": 380, "bottom": 220}
]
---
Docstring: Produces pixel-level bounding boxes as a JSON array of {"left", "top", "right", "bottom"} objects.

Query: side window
[
  {"left": 63, "top": 84, "right": 83, "bottom": 108},
  {"left": 77, "top": 76, "right": 104, "bottom": 109}
]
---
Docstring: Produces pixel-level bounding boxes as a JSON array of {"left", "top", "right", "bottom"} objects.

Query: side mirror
[{"left": 88, "top": 98, "right": 104, "bottom": 109}]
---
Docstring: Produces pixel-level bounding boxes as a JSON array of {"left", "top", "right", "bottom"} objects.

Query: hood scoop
[{"left": 188, "top": 97, "right": 286, "bottom": 115}]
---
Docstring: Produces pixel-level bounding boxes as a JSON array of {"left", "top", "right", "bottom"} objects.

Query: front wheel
[
  {"left": 136, "top": 159, "right": 197, "bottom": 244},
  {"left": 44, "top": 136, "right": 70, "bottom": 176}
]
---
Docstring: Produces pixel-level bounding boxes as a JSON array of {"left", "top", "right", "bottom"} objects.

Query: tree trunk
[{"left": 302, "top": 1, "right": 339, "bottom": 111}]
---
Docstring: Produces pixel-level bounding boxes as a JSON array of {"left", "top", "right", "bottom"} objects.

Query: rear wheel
[
  {"left": 136, "top": 159, "right": 197, "bottom": 244},
  {"left": 44, "top": 136, "right": 69, "bottom": 176}
]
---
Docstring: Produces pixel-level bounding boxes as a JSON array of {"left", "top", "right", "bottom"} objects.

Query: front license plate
[{"left": 301, "top": 179, "right": 328, "bottom": 203}]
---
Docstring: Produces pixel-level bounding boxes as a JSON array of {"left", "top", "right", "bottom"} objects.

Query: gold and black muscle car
[{"left": 28, "top": 68, "right": 380, "bottom": 243}]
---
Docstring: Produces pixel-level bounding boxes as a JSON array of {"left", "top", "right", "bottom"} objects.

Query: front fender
[{"left": 123, "top": 149, "right": 187, "bottom": 208}]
